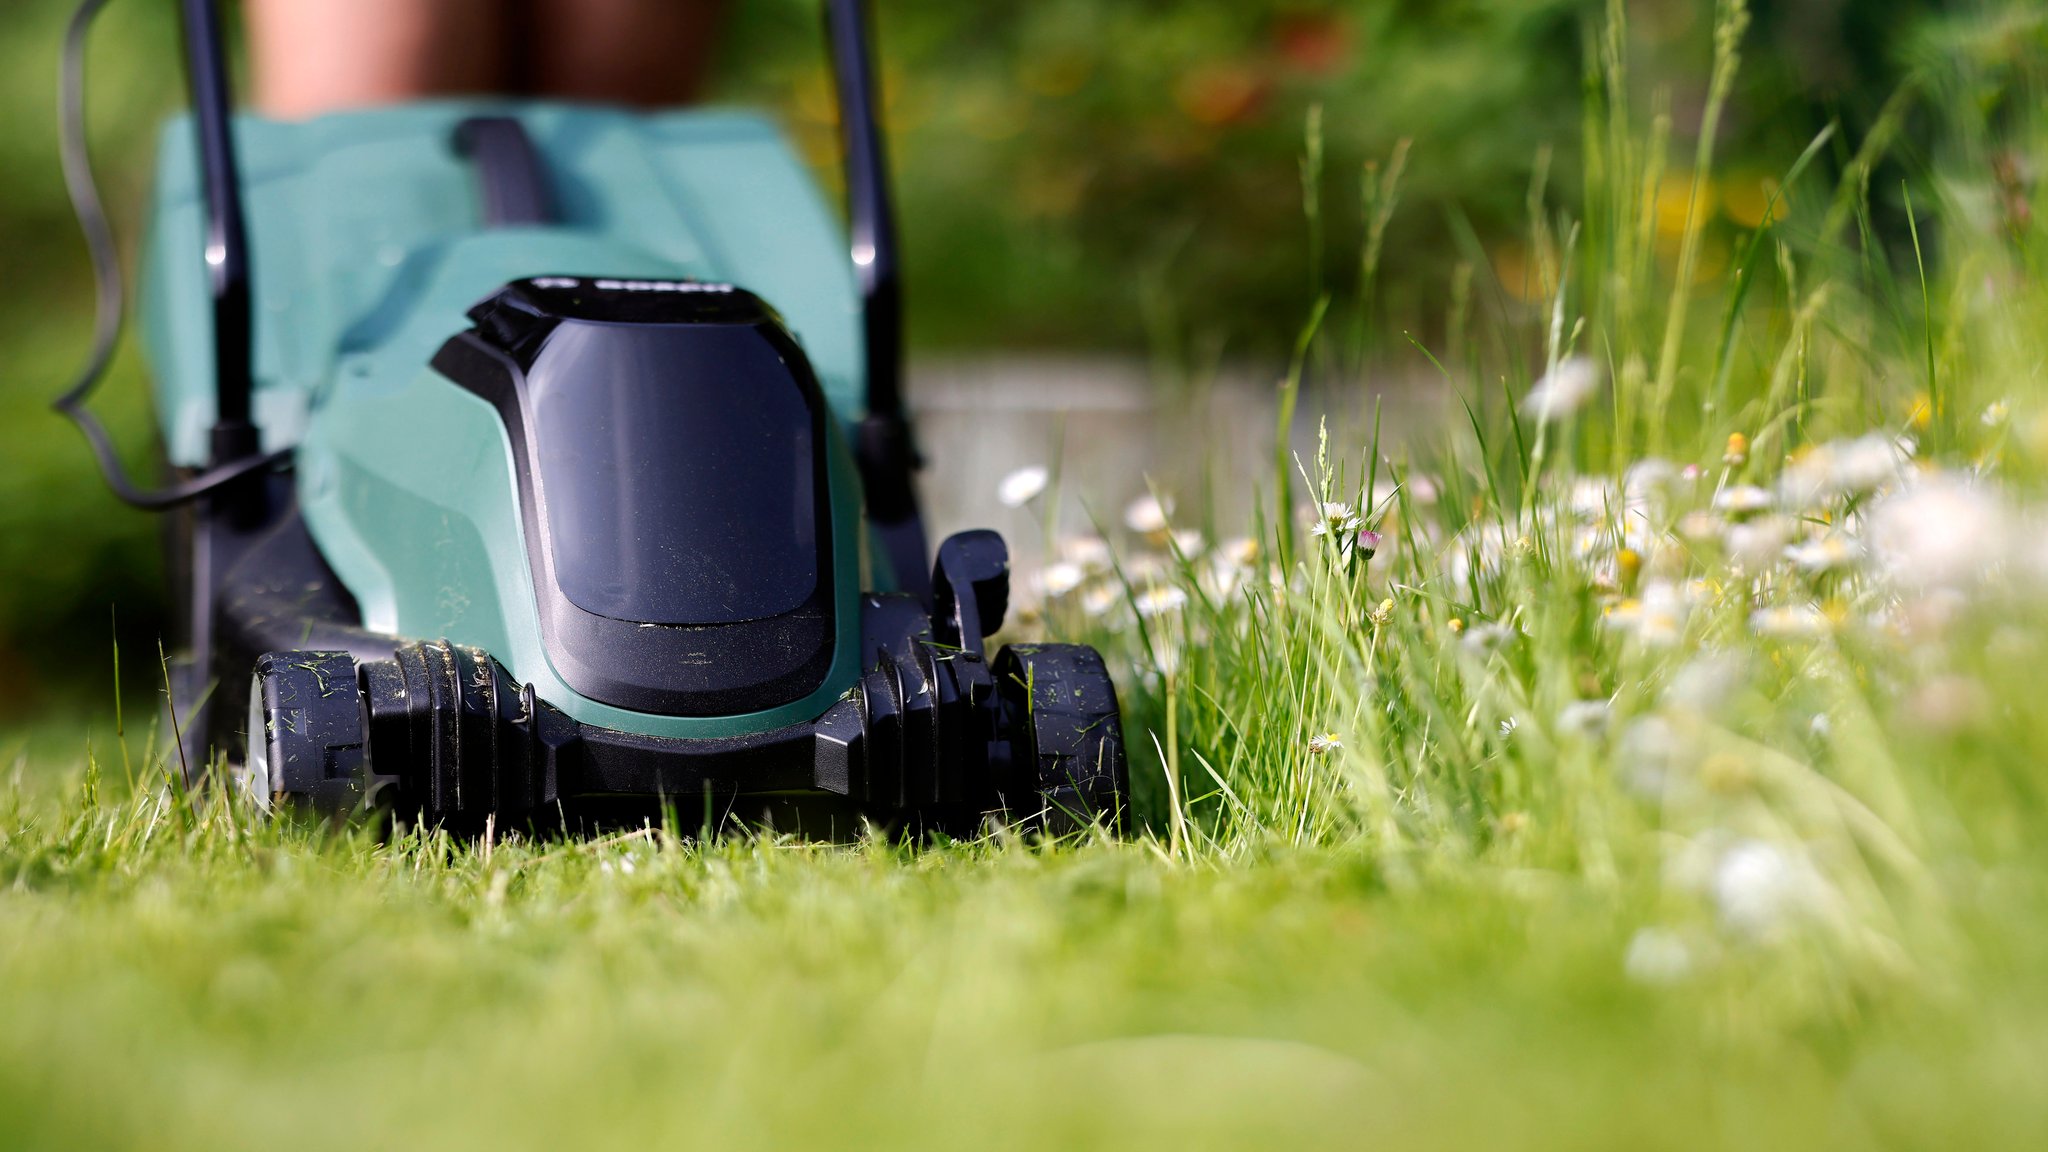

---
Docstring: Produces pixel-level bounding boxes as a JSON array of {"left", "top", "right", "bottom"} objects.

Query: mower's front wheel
[
  {"left": 992, "top": 644, "right": 1129, "bottom": 834},
  {"left": 245, "top": 651, "right": 372, "bottom": 817}
]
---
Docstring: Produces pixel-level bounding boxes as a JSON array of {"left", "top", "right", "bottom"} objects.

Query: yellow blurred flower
[
  {"left": 1723, "top": 432, "right": 1749, "bottom": 467},
  {"left": 1908, "top": 392, "right": 1934, "bottom": 431},
  {"left": 1719, "top": 175, "right": 1787, "bottom": 229},
  {"left": 1650, "top": 171, "right": 1717, "bottom": 245},
  {"left": 1490, "top": 240, "right": 1558, "bottom": 304}
]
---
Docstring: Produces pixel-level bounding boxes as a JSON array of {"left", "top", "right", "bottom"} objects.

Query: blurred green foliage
[{"left": 0, "top": 0, "right": 1947, "bottom": 713}]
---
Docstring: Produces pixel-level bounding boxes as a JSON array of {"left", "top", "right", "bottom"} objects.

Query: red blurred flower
[
  {"left": 1174, "top": 64, "right": 1270, "bottom": 127},
  {"left": 1274, "top": 12, "right": 1351, "bottom": 76}
]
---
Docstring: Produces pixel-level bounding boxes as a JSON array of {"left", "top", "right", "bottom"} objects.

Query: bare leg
[
  {"left": 246, "top": 0, "right": 507, "bottom": 120},
  {"left": 526, "top": 0, "right": 727, "bottom": 107}
]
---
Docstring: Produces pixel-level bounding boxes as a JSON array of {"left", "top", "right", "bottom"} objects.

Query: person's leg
[
  {"left": 525, "top": 0, "right": 727, "bottom": 107},
  {"left": 246, "top": 0, "right": 507, "bottom": 120}
]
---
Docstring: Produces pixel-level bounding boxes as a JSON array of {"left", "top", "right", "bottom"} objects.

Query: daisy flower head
[
  {"left": 1036, "top": 562, "right": 1086, "bottom": 597},
  {"left": 1750, "top": 604, "right": 1832, "bottom": 639},
  {"left": 1308, "top": 501, "right": 1361, "bottom": 540},
  {"left": 1520, "top": 355, "right": 1603, "bottom": 423},
  {"left": 997, "top": 465, "right": 1050, "bottom": 508},
  {"left": 1134, "top": 584, "right": 1188, "bottom": 618},
  {"left": 1125, "top": 493, "right": 1173, "bottom": 536},
  {"left": 1783, "top": 533, "right": 1863, "bottom": 576},
  {"left": 1712, "top": 485, "right": 1774, "bottom": 517}
]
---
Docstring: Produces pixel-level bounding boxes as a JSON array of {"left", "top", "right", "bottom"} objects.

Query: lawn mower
[{"left": 54, "top": 0, "right": 1128, "bottom": 834}]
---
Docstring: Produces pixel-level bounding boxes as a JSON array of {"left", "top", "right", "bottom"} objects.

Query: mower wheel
[
  {"left": 246, "top": 651, "right": 372, "bottom": 817},
  {"left": 992, "top": 643, "right": 1128, "bottom": 834}
]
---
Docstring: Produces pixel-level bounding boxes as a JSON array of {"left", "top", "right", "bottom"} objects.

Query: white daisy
[
  {"left": 1037, "top": 562, "right": 1085, "bottom": 597},
  {"left": 1520, "top": 355, "right": 1603, "bottom": 423},
  {"left": 1712, "top": 484, "right": 1775, "bottom": 516},
  {"left": 1134, "top": 584, "right": 1187, "bottom": 617},
  {"left": 996, "top": 465, "right": 1050, "bottom": 507},
  {"left": 1749, "top": 604, "right": 1831, "bottom": 639},
  {"left": 1125, "top": 493, "right": 1173, "bottom": 535}
]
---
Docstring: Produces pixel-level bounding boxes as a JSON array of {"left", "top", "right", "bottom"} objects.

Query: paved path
[{"left": 907, "top": 355, "right": 1447, "bottom": 569}]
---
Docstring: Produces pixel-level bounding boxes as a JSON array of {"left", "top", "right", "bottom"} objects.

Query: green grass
[
  {"left": 10, "top": 2, "right": 2048, "bottom": 1147},
  {"left": 5, "top": 783, "right": 2047, "bottom": 1150}
]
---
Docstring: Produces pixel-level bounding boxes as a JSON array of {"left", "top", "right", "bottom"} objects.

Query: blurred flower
[
  {"left": 1698, "top": 752, "right": 1755, "bottom": 795},
  {"left": 1712, "top": 485, "right": 1774, "bottom": 516},
  {"left": 1170, "top": 528, "right": 1207, "bottom": 558},
  {"left": 1983, "top": 399, "right": 2010, "bottom": 428},
  {"left": 1677, "top": 510, "right": 1724, "bottom": 544},
  {"left": 1464, "top": 621, "right": 1517, "bottom": 655},
  {"left": 1909, "top": 392, "right": 1934, "bottom": 432},
  {"left": 1498, "top": 717, "right": 1520, "bottom": 738},
  {"left": 1625, "top": 458, "right": 1682, "bottom": 504},
  {"left": 1203, "top": 556, "right": 1248, "bottom": 600},
  {"left": 1725, "top": 515, "right": 1795, "bottom": 571},
  {"left": 1784, "top": 533, "right": 1863, "bottom": 575},
  {"left": 1125, "top": 493, "right": 1173, "bottom": 535},
  {"left": 997, "top": 465, "right": 1050, "bottom": 507},
  {"left": 1570, "top": 477, "right": 1621, "bottom": 520},
  {"left": 1204, "top": 536, "right": 1260, "bottom": 600},
  {"left": 1274, "top": 12, "right": 1351, "bottom": 75},
  {"left": 1123, "top": 553, "right": 1169, "bottom": 586},
  {"left": 1558, "top": 699, "right": 1611, "bottom": 736},
  {"left": 1037, "top": 562, "right": 1085, "bottom": 597},
  {"left": 1491, "top": 241, "right": 1557, "bottom": 304},
  {"left": 1868, "top": 475, "right": 2007, "bottom": 589},
  {"left": 1058, "top": 534, "right": 1113, "bottom": 570},
  {"left": 1135, "top": 584, "right": 1187, "bottom": 617},
  {"left": 1719, "top": 174, "right": 1787, "bottom": 229},
  {"left": 1664, "top": 654, "right": 1745, "bottom": 715},
  {"left": 1616, "top": 547, "right": 1643, "bottom": 590},
  {"left": 1306, "top": 732, "right": 1342, "bottom": 756},
  {"left": 1778, "top": 434, "right": 1904, "bottom": 508},
  {"left": 1624, "top": 927, "right": 1697, "bottom": 985},
  {"left": 1521, "top": 356, "right": 1603, "bottom": 423},
  {"left": 1604, "top": 580, "right": 1690, "bottom": 647},
  {"left": 1750, "top": 604, "right": 1831, "bottom": 639},
  {"left": 1081, "top": 584, "right": 1120, "bottom": 617},
  {"left": 1905, "top": 674, "right": 1991, "bottom": 734},
  {"left": 1650, "top": 171, "right": 1715, "bottom": 245},
  {"left": 1368, "top": 597, "right": 1395, "bottom": 627},
  {"left": 1711, "top": 839, "right": 1833, "bottom": 942},
  {"left": 1618, "top": 715, "right": 1685, "bottom": 800},
  {"left": 1174, "top": 64, "right": 1268, "bottom": 127},
  {"left": 1723, "top": 432, "right": 1749, "bottom": 467}
]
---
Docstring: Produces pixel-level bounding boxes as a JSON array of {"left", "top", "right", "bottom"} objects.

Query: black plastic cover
[
  {"left": 431, "top": 277, "right": 838, "bottom": 717},
  {"left": 526, "top": 320, "right": 818, "bottom": 625}
]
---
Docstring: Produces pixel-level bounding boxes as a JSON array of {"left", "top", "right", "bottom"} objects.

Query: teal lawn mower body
[{"left": 61, "top": 0, "right": 1127, "bottom": 834}]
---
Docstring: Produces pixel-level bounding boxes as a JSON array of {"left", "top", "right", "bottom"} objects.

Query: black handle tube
[
  {"left": 825, "top": 0, "right": 929, "bottom": 599},
  {"left": 824, "top": 0, "right": 901, "bottom": 421},
  {"left": 178, "top": 0, "right": 256, "bottom": 439}
]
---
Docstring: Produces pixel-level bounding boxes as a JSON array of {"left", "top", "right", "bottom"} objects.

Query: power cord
[{"left": 53, "top": 0, "right": 287, "bottom": 510}]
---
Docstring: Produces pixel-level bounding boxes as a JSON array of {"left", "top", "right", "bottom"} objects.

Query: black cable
[{"left": 53, "top": 0, "right": 287, "bottom": 511}]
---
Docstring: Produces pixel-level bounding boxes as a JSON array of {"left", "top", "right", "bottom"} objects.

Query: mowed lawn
[
  {"left": 2, "top": 788, "right": 2046, "bottom": 1150},
  {"left": 10, "top": 2, "right": 2048, "bottom": 1147}
]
